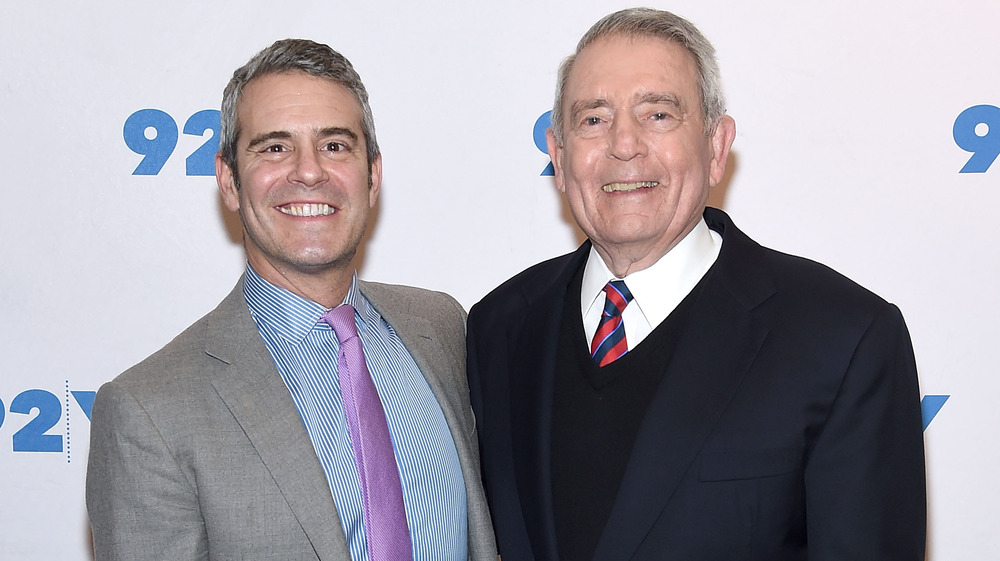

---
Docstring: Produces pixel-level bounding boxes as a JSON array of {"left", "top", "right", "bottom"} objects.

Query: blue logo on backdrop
[
  {"left": 920, "top": 394, "right": 949, "bottom": 431},
  {"left": 534, "top": 110, "right": 555, "bottom": 176},
  {"left": 124, "top": 109, "right": 220, "bottom": 176},
  {"left": 1, "top": 385, "right": 95, "bottom": 463},
  {"left": 954, "top": 105, "right": 1000, "bottom": 173}
]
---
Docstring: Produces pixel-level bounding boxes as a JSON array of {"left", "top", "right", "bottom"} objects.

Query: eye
[
  {"left": 323, "top": 141, "right": 348, "bottom": 152},
  {"left": 584, "top": 116, "right": 603, "bottom": 126},
  {"left": 262, "top": 144, "right": 287, "bottom": 153},
  {"left": 643, "top": 107, "right": 681, "bottom": 130}
]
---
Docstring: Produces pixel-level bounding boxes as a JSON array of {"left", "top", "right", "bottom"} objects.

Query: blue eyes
[{"left": 582, "top": 112, "right": 673, "bottom": 128}]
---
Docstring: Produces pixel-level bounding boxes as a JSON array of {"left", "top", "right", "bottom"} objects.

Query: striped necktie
[{"left": 590, "top": 280, "right": 634, "bottom": 367}]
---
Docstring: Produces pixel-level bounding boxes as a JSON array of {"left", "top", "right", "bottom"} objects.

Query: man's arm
[
  {"left": 804, "top": 303, "right": 926, "bottom": 560},
  {"left": 86, "top": 381, "right": 208, "bottom": 561}
]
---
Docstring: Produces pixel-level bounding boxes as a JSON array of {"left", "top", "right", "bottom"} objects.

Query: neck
[
  {"left": 247, "top": 257, "right": 355, "bottom": 309},
  {"left": 592, "top": 217, "right": 702, "bottom": 278},
  {"left": 592, "top": 246, "right": 658, "bottom": 278}
]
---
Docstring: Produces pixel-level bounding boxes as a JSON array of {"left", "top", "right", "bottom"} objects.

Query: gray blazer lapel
[
  {"left": 205, "top": 280, "right": 350, "bottom": 561},
  {"left": 360, "top": 281, "right": 497, "bottom": 561},
  {"left": 361, "top": 282, "right": 471, "bottom": 437}
]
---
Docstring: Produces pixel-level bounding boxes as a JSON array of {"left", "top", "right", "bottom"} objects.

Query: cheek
[
  {"left": 562, "top": 157, "right": 599, "bottom": 199},
  {"left": 239, "top": 169, "right": 284, "bottom": 207},
  {"left": 565, "top": 145, "right": 598, "bottom": 172},
  {"left": 238, "top": 186, "right": 264, "bottom": 213},
  {"left": 562, "top": 187, "right": 602, "bottom": 234},
  {"left": 663, "top": 138, "right": 712, "bottom": 173}
]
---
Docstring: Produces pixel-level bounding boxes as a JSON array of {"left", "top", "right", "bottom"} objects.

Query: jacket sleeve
[
  {"left": 86, "top": 381, "right": 208, "bottom": 561},
  {"left": 803, "top": 303, "right": 926, "bottom": 560}
]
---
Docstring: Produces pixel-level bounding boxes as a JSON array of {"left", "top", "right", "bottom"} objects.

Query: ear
[
  {"left": 708, "top": 115, "right": 736, "bottom": 188},
  {"left": 216, "top": 153, "right": 241, "bottom": 212},
  {"left": 546, "top": 127, "right": 566, "bottom": 193},
  {"left": 368, "top": 153, "right": 383, "bottom": 208}
]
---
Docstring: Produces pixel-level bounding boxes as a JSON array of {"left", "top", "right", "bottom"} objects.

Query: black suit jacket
[{"left": 467, "top": 208, "right": 925, "bottom": 561}]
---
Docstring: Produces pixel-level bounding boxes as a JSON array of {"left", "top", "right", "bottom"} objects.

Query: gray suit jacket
[{"left": 87, "top": 278, "right": 496, "bottom": 561}]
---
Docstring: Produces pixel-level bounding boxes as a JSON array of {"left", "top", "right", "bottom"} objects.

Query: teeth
[
  {"left": 602, "top": 181, "right": 658, "bottom": 193},
  {"left": 278, "top": 203, "right": 335, "bottom": 217}
]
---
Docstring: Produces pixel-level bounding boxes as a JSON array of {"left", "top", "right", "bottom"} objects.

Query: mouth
[
  {"left": 602, "top": 181, "right": 658, "bottom": 193},
  {"left": 277, "top": 203, "right": 336, "bottom": 217}
]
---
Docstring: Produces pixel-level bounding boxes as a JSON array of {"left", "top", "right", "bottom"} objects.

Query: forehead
[
  {"left": 566, "top": 34, "right": 700, "bottom": 104},
  {"left": 236, "top": 71, "right": 363, "bottom": 136}
]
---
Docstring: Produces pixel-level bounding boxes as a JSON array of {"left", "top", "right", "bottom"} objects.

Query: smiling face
[
  {"left": 216, "top": 71, "right": 380, "bottom": 304},
  {"left": 548, "top": 34, "right": 735, "bottom": 277}
]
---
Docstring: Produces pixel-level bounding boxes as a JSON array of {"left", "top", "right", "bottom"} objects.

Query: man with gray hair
[
  {"left": 87, "top": 39, "right": 496, "bottom": 561},
  {"left": 468, "top": 8, "right": 925, "bottom": 560}
]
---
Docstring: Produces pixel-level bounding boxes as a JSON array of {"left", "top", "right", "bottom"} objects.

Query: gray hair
[
  {"left": 219, "top": 38, "right": 379, "bottom": 173},
  {"left": 551, "top": 7, "right": 726, "bottom": 144}
]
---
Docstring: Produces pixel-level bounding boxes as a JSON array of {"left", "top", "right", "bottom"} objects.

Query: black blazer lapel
[
  {"left": 593, "top": 211, "right": 776, "bottom": 561},
  {"left": 509, "top": 244, "right": 590, "bottom": 561}
]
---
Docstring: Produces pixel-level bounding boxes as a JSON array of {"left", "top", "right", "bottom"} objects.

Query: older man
[
  {"left": 468, "top": 8, "right": 925, "bottom": 561},
  {"left": 87, "top": 39, "right": 495, "bottom": 561}
]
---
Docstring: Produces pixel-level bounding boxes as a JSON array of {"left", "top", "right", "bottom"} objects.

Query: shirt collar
[
  {"left": 581, "top": 217, "right": 722, "bottom": 327},
  {"left": 244, "top": 263, "right": 363, "bottom": 343}
]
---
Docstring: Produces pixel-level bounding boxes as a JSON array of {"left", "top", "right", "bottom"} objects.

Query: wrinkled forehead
[{"left": 566, "top": 35, "right": 700, "bottom": 104}]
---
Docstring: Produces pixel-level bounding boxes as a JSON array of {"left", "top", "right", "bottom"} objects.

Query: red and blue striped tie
[{"left": 590, "top": 280, "right": 633, "bottom": 367}]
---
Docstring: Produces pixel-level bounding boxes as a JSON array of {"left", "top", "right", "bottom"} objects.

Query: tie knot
[
  {"left": 603, "top": 280, "right": 632, "bottom": 317},
  {"left": 321, "top": 304, "right": 358, "bottom": 343}
]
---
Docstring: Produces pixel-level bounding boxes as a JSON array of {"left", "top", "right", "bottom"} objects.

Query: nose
[
  {"left": 607, "top": 115, "right": 647, "bottom": 161},
  {"left": 288, "top": 148, "right": 328, "bottom": 187}
]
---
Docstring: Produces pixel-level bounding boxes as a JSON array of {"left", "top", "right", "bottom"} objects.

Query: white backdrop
[{"left": 1, "top": 1, "right": 996, "bottom": 559}]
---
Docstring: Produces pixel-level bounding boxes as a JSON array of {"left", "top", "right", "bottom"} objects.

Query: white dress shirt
[{"left": 581, "top": 218, "right": 723, "bottom": 350}]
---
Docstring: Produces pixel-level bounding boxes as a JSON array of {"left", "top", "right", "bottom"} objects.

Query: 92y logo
[{"left": 1, "top": 387, "right": 95, "bottom": 458}]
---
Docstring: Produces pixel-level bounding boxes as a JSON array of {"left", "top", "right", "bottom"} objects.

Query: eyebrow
[
  {"left": 317, "top": 127, "right": 359, "bottom": 142},
  {"left": 635, "top": 92, "right": 682, "bottom": 108},
  {"left": 245, "top": 127, "right": 359, "bottom": 150},
  {"left": 246, "top": 130, "right": 292, "bottom": 150},
  {"left": 570, "top": 99, "right": 611, "bottom": 121}
]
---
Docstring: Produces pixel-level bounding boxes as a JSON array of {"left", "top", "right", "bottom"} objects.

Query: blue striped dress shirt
[{"left": 244, "top": 266, "right": 468, "bottom": 560}]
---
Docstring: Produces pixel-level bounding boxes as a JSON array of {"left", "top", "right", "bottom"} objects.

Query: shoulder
[
  {"left": 759, "top": 245, "right": 894, "bottom": 320},
  {"left": 763, "top": 251, "right": 910, "bottom": 355},
  {"left": 101, "top": 286, "right": 245, "bottom": 404},
  {"left": 359, "top": 280, "right": 466, "bottom": 330},
  {"left": 89, "top": 311, "right": 220, "bottom": 454},
  {"left": 716, "top": 228, "right": 904, "bottom": 346},
  {"left": 114, "top": 316, "right": 209, "bottom": 389},
  {"left": 361, "top": 280, "right": 461, "bottom": 309},
  {"left": 710, "top": 208, "right": 894, "bottom": 319}
]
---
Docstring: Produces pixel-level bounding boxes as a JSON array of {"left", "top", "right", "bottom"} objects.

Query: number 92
[{"left": 123, "top": 109, "right": 220, "bottom": 176}]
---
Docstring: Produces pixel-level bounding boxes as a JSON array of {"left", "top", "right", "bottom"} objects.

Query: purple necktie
[{"left": 321, "top": 305, "right": 413, "bottom": 561}]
